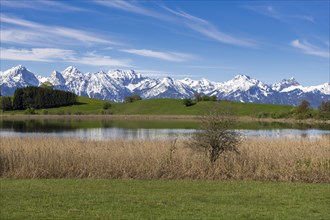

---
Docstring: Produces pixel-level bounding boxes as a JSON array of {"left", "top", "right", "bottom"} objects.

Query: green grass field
[
  {"left": 2, "top": 96, "right": 296, "bottom": 117},
  {"left": 0, "top": 179, "right": 329, "bottom": 219}
]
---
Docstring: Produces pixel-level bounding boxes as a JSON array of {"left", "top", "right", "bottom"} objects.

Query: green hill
[
  {"left": 1, "top": 96, "right": 299, "bottom": 118},
  {"left": 111, "top": 98, "right": 294, "bottom": 117}
]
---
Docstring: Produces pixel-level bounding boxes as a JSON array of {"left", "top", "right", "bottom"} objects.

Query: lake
[{"left": 0, "top": 119, "right": 329, "bottom": 140}]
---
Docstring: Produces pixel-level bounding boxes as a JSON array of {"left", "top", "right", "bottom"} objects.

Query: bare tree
[{"left": 187, "top": 107, "right": 241, "bottom": 163}]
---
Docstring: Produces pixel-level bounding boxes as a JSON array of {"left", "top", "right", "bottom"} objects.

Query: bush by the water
[
  {"left": 13, "top": 86, "right": 77, "bottom": 110},
  {"left": 187, "top": 107, "right": 240, "bottom": 163}
]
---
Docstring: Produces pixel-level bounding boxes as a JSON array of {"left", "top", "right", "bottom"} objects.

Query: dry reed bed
[{"left": 0, "top": 137, "right": 329, "bottom": 182}]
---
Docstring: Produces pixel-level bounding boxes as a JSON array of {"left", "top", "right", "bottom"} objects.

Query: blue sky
[{"left": 0, "top": 0, "right": 329, "bottom": 85}]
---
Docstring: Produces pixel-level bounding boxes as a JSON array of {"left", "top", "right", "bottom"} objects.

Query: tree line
[{"left": 0, "top": 86, "right": 77, "bottom": 111}]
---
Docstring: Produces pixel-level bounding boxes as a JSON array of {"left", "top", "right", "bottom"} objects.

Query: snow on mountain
[
  {"left": 272, "top": 77, "right": 300, "bottom": 91},
  {"left": 86, "top": 71, "right": 130, "bottom": 102},
  {"left": 281, "top": 83, "right": 330, "bottom": 95},
  {"left": 179, "top": 78, "right": 216, "bottom": 94},
  {"left": 219, "top": 75, "right": 270, "bottom": 94},
  {"left": 141, "top": 77, "right": 194, "bottom": 99},
  {"left": 108, "top": 69, "right": 145, "bottom": 86},
  {"left": 37, "top": 75, "right": 49, "bottom": 84},
  {"left": 0, "top": 65, "right": 39, "bottom": 96},
  {"left": 0, "top": 65, "right": 329, "bottom": 107},
  {"left": 206, "top": 75, "right": 273, "bottom": 103}
]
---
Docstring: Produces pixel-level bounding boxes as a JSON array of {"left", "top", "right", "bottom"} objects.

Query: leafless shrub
[{"left": 187, "top": 107, "right": 241, "bottom": 163}]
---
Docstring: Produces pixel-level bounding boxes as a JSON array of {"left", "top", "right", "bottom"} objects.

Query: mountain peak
[
  {"left": 8, "top": 65, "right": 27, "bottom": 73},
  {"left": 15, "top": 64, "right": 25, "bottom": 69},
  {"left": 5, "top": 65, "right": 33, "bottom": 77},
  {"left": 108, "top": 69, "right": 144, "bottom": 85},
  {"left": 272, "top": 77, "right": 300, "bottom": 91},
  {"left": 63, "top": 66, "right": 80, "bottom": 74},
  {"left": 234, "top": 74, "right": 251, "bottom": 80},
  {"left": 281, "top": 77, "right": 300, "bottom": 85}
]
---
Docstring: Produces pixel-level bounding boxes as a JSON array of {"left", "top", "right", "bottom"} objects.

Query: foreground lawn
[{"left": 0, "top": 179, "right": 329, "bottom": 219}]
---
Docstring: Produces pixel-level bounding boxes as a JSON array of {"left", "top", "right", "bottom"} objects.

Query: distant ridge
[{"left": 1, "top": 65, "right": 329, "bottom": 107}]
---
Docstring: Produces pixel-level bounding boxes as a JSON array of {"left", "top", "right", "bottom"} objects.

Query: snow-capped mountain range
[{"left": 1, "top": 65, "right": 329, "bottom": 107}]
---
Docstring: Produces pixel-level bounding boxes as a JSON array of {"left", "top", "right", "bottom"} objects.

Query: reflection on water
[
  {"left": 1, "top": 127, "right": 329, "bottom": 140},
  {"left": 240, "top": 129, "right": 330, "bottom": 139},
  {"left": 1, "top": 119, "right": 329, "bottom": 140}
]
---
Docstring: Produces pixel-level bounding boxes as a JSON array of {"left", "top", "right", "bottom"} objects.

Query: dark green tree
[
  {"left": 183, "top": 98, "right": 194, "bottom": 107},
  {"left": 124, "top": 94, "right": 142, "bottom": 103},
  {"left": 13, "top": 88, "right": 24, "bottom": 110},
  {"left": 102, "top": 102, "right": 112, "bottom": 110},
  {"left": 0, "top": 96, "right": 13, "bottom": 111},
  {"left": 132, "top": 94, "right": 142, "bottom": 101},
  {"left": 13, "top": 86, "right": 77, "bottom": 110}
]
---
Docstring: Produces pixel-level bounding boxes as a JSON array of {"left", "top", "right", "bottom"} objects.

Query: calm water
[{"left": 0, "top": 119, "right": 329, "bottom": 140}]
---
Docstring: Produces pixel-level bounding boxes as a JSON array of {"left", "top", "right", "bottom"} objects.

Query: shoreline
[{"left": 0, "top": 113, "right": 329, "bottom": 124}]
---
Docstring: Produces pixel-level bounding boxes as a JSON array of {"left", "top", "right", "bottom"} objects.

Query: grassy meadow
[
  {"left": 1, "top": 179, "right": 329, "bottom": 219},
  {"left": 1, "top": 96, "right": 296, "bottom": 117},
  {"left": 1, "top": 137, "right": 329, "bottom": 182}
]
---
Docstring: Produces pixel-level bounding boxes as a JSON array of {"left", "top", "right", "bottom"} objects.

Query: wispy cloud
[
  {"left": 93, "top": 0, "right": 170, "bottom": 20},
  {"left": 1, "top": 47, "right": 131, "bottom": 67},
  {"left": 1, "top": 48, "right": 75, "bottom": 62},
  {"left": 1, "top": 0, "right": 85, "bottom": 12},
  {"left": 120, "top": 49, "right": 196, "bottom": 62},
  {"left": 38, "top": 0, "right": 86, "bottom": 11},
  {"left": 94, "top": 0, "right": 256, "bottom": 47},
  {"left": 0, "top": 14, "right": 116, "bottom": 47},
  {"left": 244, "top": 5, "right": 314, "bottom": 22},
  {"left": 291, "top": 40, "right": 329, "bottom": 58},
  {"left": 164, "top": 7, "right": 256, "bottom": 47},
  {"left": 77, "top": 52, "right": 131, "bottom": 67}
]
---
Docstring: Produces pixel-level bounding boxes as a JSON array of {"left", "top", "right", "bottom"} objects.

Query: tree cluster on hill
[
  {"left": 124, "top": 94, "right": 142, "bottom": 103},
  {"left": 194, "top": 92, "right": 217, "bottom": 102},
  {"left": 183, "top": 93, "right": 217, "bottom": 106},
  {"left": 12, "top": 86, "right": 77, "bottom": 110}
]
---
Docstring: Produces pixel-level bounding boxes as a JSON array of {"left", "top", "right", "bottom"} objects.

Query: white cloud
[
  {"left": 1, "top": 48, "right": 75, "bottom": 62},
  {"left": 93, "top": 0, "right": 170, "bottom": 20},
  {"left": 121, "top": 49, "right": 196, "bottom": 62},
  {"left": 164, "top": 8, "right": 256, "bottom": 47},
  {"left": 77, "top": 52, "right": 131, "bottom": 67},
  {"left": 0, "top": 47, "right": 131, "bottom": 67},
  {"left": 37, "top": 0, "right": 86, "bottom": 12},
  {"left": 291, "top": 40, "right": 329, "bottom": 58},
  {"left": 0, "top": 14, "right": 117, "bottom": 47},
  {"left": 1, "top": 0, "right": 85, "bottom": 12},
  {"left": 94, "top": 1, "right": 256, "bottom": 47},
  {"left": 244, "top": 5, "right": 314, "bottom": 23}
]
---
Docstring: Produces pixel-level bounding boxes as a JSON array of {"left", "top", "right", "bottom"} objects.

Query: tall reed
[{"left": 0, "top": 137, "right": 329, "bottom": 182}]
